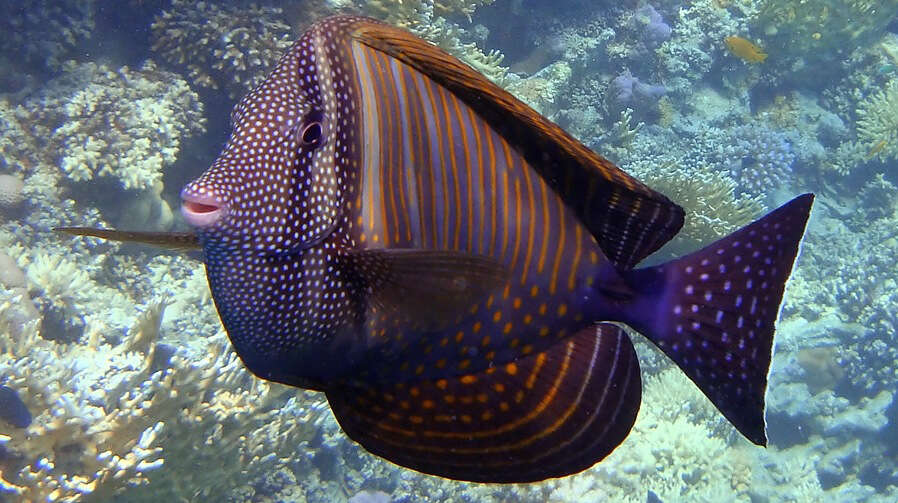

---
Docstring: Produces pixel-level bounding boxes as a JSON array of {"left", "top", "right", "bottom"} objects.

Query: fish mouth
[{"left": 180, "top": 192, "right": 227, "bottom": 228}]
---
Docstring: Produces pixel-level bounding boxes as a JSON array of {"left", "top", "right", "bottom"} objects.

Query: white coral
[
  {"left": 50, "top": 61, "right": 206, "bottom": 192},
  {"left": 856, "top": 79, "right": 898, "bottom": 161}
]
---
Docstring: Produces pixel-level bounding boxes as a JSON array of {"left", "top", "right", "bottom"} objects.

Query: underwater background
[{"left": 0, "top": 0, "right": 895, "bottom": 501}]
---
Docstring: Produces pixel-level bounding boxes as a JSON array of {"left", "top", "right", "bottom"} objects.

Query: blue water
[{"left": 0, "top": 1, "right": 895, "bottom": 501}]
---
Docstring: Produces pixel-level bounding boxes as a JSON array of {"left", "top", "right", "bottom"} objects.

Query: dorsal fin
[{"left": 348, "top": 18, "right": 684, "bottom": 269}]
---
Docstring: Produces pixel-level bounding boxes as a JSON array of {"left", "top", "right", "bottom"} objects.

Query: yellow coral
[
  {"left": 0, "top": 292, "right": 325, "bottom": 501},
  {"left": 631, "top": 162, "right": 765, "bottom": 256}
]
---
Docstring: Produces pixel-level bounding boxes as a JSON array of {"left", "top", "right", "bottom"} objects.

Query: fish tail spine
[{"left": 618, "top": 193, "right": 814, "bottom": 445}]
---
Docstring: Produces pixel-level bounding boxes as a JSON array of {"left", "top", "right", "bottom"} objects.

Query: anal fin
[{"left": 327, "top": 323, "right": 641, "bottom": 483}]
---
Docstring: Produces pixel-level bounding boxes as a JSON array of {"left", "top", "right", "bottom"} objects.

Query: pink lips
[{"left": 181, "top": 192, "right": 226, "bottom": 228}]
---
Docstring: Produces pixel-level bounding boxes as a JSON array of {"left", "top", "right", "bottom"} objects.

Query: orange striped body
[{"left": 346, "top": 37, "right": 603, "bottom": 382}]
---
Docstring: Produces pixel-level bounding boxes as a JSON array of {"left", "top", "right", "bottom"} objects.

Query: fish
[
  {"left": 57, "top": 15, "right": 813, "bottom": 483},
  {"left": 724, "top": 36, "right": 768, "bottom": 63},
  {"left": 877, "top": 63, "right": 897, "bottom": 75},
  {"left": 865, "top": 139, "right": 887, "bottom": 160},
  {"left": 0, "top": 384, "right": 31, "bottom": 428}
]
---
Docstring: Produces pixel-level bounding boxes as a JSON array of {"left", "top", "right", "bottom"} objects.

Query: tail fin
[{"left": 621, "top": 193, "right": 813, "bottom": 445}]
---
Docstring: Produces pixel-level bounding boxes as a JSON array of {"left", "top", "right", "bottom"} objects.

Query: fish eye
[
  {"left": 296, "top": 109, "right": 325, "bottom": 149},
  {"left": 301, "top": 122, "right": 323, "bottom": 147}
]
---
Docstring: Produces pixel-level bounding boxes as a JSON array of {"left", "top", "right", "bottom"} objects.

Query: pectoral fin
[{"left": 339, "top": 249, "right": 508, "bottom": 330}]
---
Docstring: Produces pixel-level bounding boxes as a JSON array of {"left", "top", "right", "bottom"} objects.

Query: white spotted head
[
  {"left": 179, "top": 17, "right": 366, "bottom": 389},
  {"left": 181, "top": 20, "right": 358, "bottom": 254}
]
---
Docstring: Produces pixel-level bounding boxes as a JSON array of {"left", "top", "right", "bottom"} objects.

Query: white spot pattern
[
  {"left": 648, "top": 194, "right": 812, "bottom": 443},
  {"left": 181, "top": 18, "right": 367, "bottom": 385}
]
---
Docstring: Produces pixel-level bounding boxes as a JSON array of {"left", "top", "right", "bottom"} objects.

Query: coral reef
[
  {"left": 752, "top": 0, "right": 898, "bottom": 84},
  {"left": 151, "top": 0, "right": 295, "bottom": 98},
  {"left": 1, "top": 60, "right": 205, "bottom": 192},
  {"left": 856, "top": 79, "right": 898, "bottom": 161},
  {"left": 55, "top": 58, "right": 206, "bottom": 192},
  {"left": 506, "top": 61, "right": 572, "bottom": 116},
  {"left": 0, "top": 59, "right": 204, "bottom": 231},
  {"left": 0, "top": 267, "right": 330, "bottom": 501},
  {"left": 656, "top": 0, "right": 752, "bottom": 94},
  {"left": 725, "top": 123, "right": 796, "bottom": 196},
  {"left": 342, "top": 0, "right": 510, "bottom": 85},
  {"left": 0, "top": 0, "right": 95, "bottom": 76},
  {"left": 621, "top": 150, "right": 765, "bottom": 256},
  {"left": 360, "top": 0, "right": 496, "bottom": 22}
]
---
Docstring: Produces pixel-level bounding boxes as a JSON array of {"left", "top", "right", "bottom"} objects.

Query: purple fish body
[
  {"left": 61, "top": 16, "right": 813, "bottom": 483},
  {"left": 0, "top": 384, "right": 31, "bottom": 429}
]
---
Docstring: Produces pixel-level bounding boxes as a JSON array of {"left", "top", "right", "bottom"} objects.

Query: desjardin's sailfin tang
[
  {"left": 623, "top": 194, "right": 814, "bottom": 445},
  {"left": 350, "top": 21, "right": 685, "bottom": 270},
  {"left": 326, "top": 323, "right": 641, "bottom": 483}
]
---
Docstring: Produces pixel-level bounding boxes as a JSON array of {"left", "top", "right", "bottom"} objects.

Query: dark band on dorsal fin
[
  {"left": 54, "top": 227, "right": 201, "bottom": 251},
  {"left": 348, "top": 19, "right": 684, "bottom": 269}
]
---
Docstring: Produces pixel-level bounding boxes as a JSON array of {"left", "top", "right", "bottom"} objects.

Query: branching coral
[
  {"left": 0, "top": 60, "right": 205, "bottom": 195},
  {"left": 24, "top": 253, "right": 103, "bottom": 313},
  {"left": 623, "top": 160, "right": 765, "bottom": 255},
  {"left": 347, "top": 0, "right": 510, "bottom": 86},
  {"left": 151, "top": 0, "right": 295, "bottom": 98},
  {"left": 725, "top": 124, "right": 796, "bottom": 196},
  {"left": 0, "top": 295, "right": 329, "bottom": 501},
  {"left": 411, "top": 14, "right": 509, "bottom": 85},
  {"left": 856, "top": 79, "right": 898, "bottom": 161},
  {"left": 360, "top": 0, "right": 496, "bottom": 25},
  {"left": 55, "top": 60, "right": 205, "bottom": 192},
  {"left": 0, "top": 0, "right": 94, "bottom": 73}
]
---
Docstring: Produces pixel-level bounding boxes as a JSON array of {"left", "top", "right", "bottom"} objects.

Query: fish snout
[{"left": 180, "top": 187, "right": 227, "bottom": 228}]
